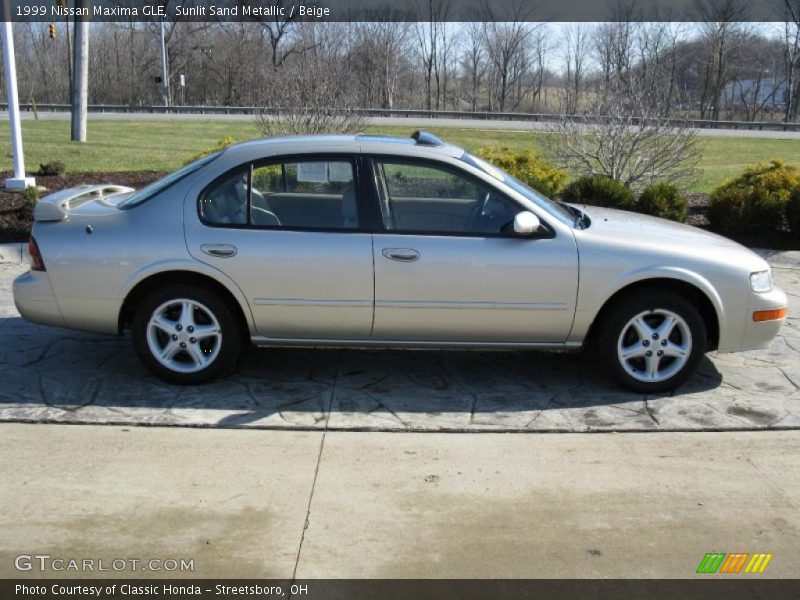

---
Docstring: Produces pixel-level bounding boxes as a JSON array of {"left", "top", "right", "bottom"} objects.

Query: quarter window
[{"left": 374, "top": 160, "right": 520, "bottom": 235}]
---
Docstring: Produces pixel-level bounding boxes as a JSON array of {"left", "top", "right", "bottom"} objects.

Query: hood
[{"left": 575, "top": 205, "right": 769, "bottom": 271}]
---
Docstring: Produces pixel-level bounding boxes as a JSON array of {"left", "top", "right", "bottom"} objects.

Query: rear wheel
[
  {"left": 132, "top": 284, "right": 241, "bottom": 384},
  {"left": 598, "top": 290, "right": 706, "bottom": 393}
]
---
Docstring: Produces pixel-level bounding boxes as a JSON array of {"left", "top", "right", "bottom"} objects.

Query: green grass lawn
[{"left": 2, "top": 119, "right": 800, "bottom": 193}]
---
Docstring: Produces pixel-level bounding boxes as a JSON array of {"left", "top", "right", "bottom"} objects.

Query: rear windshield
[{"left": 118, "top": 152, "right": 221, "bottom": 210}]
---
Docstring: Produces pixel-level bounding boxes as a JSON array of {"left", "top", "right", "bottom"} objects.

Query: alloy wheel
[{"left": 146, "top": 298, "right": 222, "bottom": 374}]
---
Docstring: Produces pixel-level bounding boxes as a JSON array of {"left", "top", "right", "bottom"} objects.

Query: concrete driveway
[
  {"left": 0, "top": 245, "right": 798, "bottom": 433},
  {"left": 1, "top": 424, "right": 799, "bottom": 579}
]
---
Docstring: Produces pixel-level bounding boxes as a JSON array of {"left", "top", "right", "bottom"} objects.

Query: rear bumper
[
  {"left": 12, "top": 270, "right": 65, "bottom": 328},
  {"left": 740, "top": 286, "right": 788, "bottom": 351}
]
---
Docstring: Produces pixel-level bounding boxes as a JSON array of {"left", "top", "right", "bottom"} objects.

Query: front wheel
[
  {"left": 598, "top": 290, "right": 707, "bottom": 393},
  {"left": 132, "top": 284, "right": 241, "bottom": 384}
]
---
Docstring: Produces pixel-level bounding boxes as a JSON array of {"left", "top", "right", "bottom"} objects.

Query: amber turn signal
[{"left": 752, "top": 308, "right": 787, "bottom": 322}]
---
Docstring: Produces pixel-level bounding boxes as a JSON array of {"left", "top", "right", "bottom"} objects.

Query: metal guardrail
[{"left": 3, "top": 102, "right": 800, "bottom": 132}]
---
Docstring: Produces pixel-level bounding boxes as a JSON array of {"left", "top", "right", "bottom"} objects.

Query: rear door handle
[
  {"left": 201, "top": 244, "right": 237, "bottom": 258},
  {"left": 382, "top": 248, "right": 419, "bottom": 262}
]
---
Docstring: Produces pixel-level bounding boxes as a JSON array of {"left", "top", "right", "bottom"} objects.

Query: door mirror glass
[{"left": 513, "top": 211, "right": 541, "bottom": 235}]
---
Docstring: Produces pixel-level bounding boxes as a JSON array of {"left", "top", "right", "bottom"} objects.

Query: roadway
[{"left": 6, "top": 110, "right": 800, "bottom": 139}]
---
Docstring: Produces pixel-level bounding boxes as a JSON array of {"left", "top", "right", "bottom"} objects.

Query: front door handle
[
  {"left": 201, "top": 244, "right": 237, "bottom": 258},
  {"left": 382, "top": 248, "right": 419, "bottom": 262}
]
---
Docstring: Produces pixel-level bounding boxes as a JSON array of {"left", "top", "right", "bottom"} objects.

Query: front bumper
[
  {"left": 13, "top": 270, "right": 65, "bottom": 328},
  {"left": 740, "top": 285, "right": 788, "bottom": 351}
]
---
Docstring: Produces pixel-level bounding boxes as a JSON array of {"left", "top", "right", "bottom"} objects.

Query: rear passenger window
[
  {"left": 252, "top": 160, "right": 358, "bottom": 229},
  {"left": 200, "top": 158, "right": 359, "bottom": 230}
]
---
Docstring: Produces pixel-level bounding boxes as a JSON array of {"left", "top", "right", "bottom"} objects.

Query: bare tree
[
  {"left": 256, "top": 24, "right": 366, "bottom": 136},
  {"left": 562, "top": 23, "right": 591, "bottom": 114},
  {"left": 414, "top": 0, "right": 450, "bottom": 110},
  {"left": 480, "top": 0, "right": 535, "bottom": 112},
  {"left": 696, "top": 0, "right": 750, "bottom": 120},
  {"left": 546, "top": 74, "right": 702, "bottom": 189},
  {"left": 782, "top": 0, "right": 800, "bottom": 120},
  {"left": 460, "top": 21, "right": 486, "bottom": 111}
]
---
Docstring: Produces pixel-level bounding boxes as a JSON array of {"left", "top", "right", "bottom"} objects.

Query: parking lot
[{"left": 1, "top": 244, "right": 798, "bottom": 433}]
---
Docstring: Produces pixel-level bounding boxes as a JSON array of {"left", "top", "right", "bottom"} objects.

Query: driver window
[{"left": 376, "top": 161, "right": 519, "bottom": 235}]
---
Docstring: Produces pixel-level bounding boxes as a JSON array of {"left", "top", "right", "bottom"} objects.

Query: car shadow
[{"left": 0, "top": 316, "right": 724, "bottom": 430}]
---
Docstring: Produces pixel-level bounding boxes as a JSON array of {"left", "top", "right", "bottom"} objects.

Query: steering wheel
[{"left": 465, "top": 191, "right": 492, "bottom": 232}]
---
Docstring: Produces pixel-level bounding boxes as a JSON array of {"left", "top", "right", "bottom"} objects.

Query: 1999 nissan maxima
[{"left": 13, "top": 132, "right": 787, "bottom": 392}]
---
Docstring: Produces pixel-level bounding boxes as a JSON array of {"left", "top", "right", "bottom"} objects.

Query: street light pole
[{"left": 1, "top": 19, "right": 35, "bottom": 190}]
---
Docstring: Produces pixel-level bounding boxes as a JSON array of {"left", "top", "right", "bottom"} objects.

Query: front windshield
[
  {"left": 461, "top": 152, "right": 576, "bottom": 226},
  {"left": 118, "top": 151, "right": 222, "bottom": 209}
]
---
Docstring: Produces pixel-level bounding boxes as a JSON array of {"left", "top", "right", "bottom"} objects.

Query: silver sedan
[{"left": 13, "top": 132, "right": 788, "bottom": 392}]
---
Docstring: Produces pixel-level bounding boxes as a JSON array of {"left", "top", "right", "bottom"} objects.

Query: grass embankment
[{"left": 1, "top": 119, "right": 800, "bottom": 193}]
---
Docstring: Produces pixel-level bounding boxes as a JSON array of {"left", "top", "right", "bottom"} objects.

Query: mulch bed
[
  {"left": 0, "top": 171, "right": 165, "bottom": 243},
  {"left": 1, "top": 172, "right": 798, "bottom": 250}
]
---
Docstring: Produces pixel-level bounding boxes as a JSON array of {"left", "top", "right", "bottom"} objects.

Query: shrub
[
  {"left": 23, "top": 186, "right": 38, "bottom": 207},
  {"left": 475, "top": 146, "right": 568, "bottom": 198},
  {"left": 785, "top": 188, "right": 800, "bottom": 238},
  {"left": 635, "top": 182, "right": 688, "bottom": 222},
  {"left": 38, "top": 161, "right": 66, "bottom": 177},
  {"left": 709, "top": 160, "right": 800, "bottom": 235},
  {"left": 560, "top": 174, "right": 635, "bottom": 210},
  {"left": 184, "top": 136, "right": 237, "bottom": 165}
]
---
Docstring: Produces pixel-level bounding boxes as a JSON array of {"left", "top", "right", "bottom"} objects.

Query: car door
[
  {"left": 184, "top": 155, "right": 374, "bottom": 340},
  {"left": 368, "top": 157, "right": 578, "bottom": 343}
]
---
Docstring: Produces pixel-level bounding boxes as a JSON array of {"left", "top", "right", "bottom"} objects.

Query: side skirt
[{"left": 249, "top": 336, "right": 583, "bottom": 352}]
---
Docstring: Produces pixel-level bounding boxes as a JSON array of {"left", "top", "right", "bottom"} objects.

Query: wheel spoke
[
  {"left": 645, "top": 354, "right": 661, "bottom": 379},
  {"left": 630, "top": 316, "right": 653, "bottom": 340},
  {"left": 180, "top": 301, "right": 196, "bottom": 329},
  {"left": 193, "top": 323, "right": 220, "bottom": 340},
  {"left": 620, "top": 344, "right": 648, "bottom": 360},
  {"left": 663, "top": 341, "right": 689, "bottom": 358},
  {"left": 151, "top": 314, "right": 176, "bottom": 335},
  {"left": 656, "top": 314, "right": 677, "bottom": 339},
  {"left": 184, "top": 341, "right": 207, "bottom": 366},
  {"left": 160, "top": 341, "right": 180, "bottom": 361}
]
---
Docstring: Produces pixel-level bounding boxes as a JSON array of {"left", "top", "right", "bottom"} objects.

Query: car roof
[{"left": 220, "top": 132, "right": 466, "bottom": 162}]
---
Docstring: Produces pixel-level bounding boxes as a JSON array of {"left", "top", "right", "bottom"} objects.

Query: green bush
[
  {"left": 23, "top": 186, "right": 38, "bottom": 207},
  {"left": 38, "top": 161, "right": 66, "bottom": 177},
  {"left": 708, "top": 188, "right": 748, "bottom": 234},
  {"left": 709, "top": 160, "right": 800, "bottom": 235},
  {"left": 184, "top": 136, "right": 237, "bottom": 165},
  {"left": 635, "top": 182, "right": 688, "bottom": 222},
  {"left": 475, "top": 147, "right": 568, "bottom": 198},
  {"left": 787, "top": 189, "right": 800, "bottom": 238},
  {"left": 560, "top": 175, "right": 635, "bottom": 210}
]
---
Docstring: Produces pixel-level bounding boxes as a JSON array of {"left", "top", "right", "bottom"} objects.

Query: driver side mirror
[{"left": 513, "top": 211, "right": 541, "bottom": 235}]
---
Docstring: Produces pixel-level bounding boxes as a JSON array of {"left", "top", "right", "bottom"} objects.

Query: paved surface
[
  {"left": 1, "top": 244, "right": 799, "bottom": 432},
  {"left": 6, "top": 110, "right": 800, "bottom": 139},
  {"left": 1, "top": 423, "right": 798, "bottom": 578}
]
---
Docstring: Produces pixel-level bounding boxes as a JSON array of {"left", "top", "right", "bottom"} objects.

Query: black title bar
[{"left": 4, "top": 0, "right": 794, "bottom": 22}]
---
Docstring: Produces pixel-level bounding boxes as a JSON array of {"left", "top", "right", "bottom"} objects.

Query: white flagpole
[{"left": 2, "top": 17, "right": 35, "bottom": 190}]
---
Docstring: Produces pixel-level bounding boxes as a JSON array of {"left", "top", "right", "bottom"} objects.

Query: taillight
[{"left": 29, "top": 237, "right": 46, "bottom": 271}]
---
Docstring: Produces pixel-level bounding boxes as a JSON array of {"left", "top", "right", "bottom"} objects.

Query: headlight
[{"left": 750, "top": 270, "right": 773, "bottom": 293}]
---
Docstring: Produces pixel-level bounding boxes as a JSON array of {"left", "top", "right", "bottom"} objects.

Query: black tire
[
  {"left": 132, "top": 283, "right": 241, "bottom": 384},
  {"left": 598, "top": 289, "right": 706, "bottom": 393}
]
